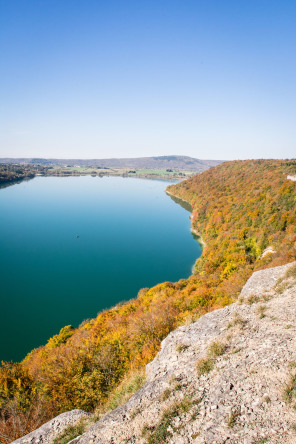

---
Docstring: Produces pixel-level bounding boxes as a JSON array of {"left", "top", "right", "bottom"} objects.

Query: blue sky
[{"left": 0, "top": 0, "right": 295, "bottom": 160}]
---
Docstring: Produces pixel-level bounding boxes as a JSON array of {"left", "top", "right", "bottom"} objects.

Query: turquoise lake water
[{"left": 0, "top": 176, "right": 201, "bottom": 362}]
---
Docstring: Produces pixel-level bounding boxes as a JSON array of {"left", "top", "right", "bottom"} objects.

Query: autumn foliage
[{"left": 1, "top": 159, "right": 296, "bottom": 442}]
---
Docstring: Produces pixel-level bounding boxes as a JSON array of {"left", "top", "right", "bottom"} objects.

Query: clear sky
[{"left": 0, "top": 0, "right": 295, "bottom": 160}]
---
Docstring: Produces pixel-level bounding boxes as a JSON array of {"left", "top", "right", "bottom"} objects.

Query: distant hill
[{"left": 0, "top": 155, "right": 223, "bottom": 171}]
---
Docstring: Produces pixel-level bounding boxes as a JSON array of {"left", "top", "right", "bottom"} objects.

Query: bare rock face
[
  {"left": 287, "top": 175, "right": 296, "bottom": 182},
  {"left": 14, "top": 262, "right": 296, "bottom": 443},
  {"left": 12, "top": 410, "right": 90, "bottom": 444}
]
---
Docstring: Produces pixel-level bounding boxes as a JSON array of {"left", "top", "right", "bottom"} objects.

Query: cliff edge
[{"left": 14, "top": 262, "right": 296, "bottom": 444}]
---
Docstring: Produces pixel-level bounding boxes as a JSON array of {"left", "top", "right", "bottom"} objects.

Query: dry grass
[
  {"left": 196, "top": 357, "right": 214, "bottom": 376},
  {"left": 53, "top": 419, "right": 87, "bottom": 444},
  {"left": 256, "top": 305, "right": 267, "bottom": 319},
  {"left": 208, "top": 341, "right": 227, "bottom": 357},
  {"left": 143, "top": 399, "right": 192, "bottom": 443}
]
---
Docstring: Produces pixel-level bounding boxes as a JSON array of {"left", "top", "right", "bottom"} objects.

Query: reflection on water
[{"left": 166, "top": 192, "right": 193, "bottom": 212}]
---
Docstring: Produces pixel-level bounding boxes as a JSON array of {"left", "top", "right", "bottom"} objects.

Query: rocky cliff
[{"left": 14, "top": 262, "right": 296, "bottom": 444}]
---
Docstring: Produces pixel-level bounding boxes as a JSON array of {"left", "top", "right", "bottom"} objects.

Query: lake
[{"left": 0, "top": 176, "right": 201, "bottom": 362}]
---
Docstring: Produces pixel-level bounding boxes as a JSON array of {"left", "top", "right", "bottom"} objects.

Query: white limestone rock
[{"left": 12, "top": 409, "right": 90, "bottom": 444}]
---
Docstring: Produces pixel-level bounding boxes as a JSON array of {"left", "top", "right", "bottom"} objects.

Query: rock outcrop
[
  {"left": 287, "top": 175, "right": 296, "bottom": 182},
  {"left": 14, "top": 263, "right": 296, "bottom": 443},
  {"left": 12, "top": 410, "right": 90, "bottom": 444}
]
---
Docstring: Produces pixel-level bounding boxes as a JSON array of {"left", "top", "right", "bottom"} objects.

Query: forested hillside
[
  {"left": 168, "top": 159, "right": 296, "bottom": 282},
  {"left": 1, "top": 159, "right": 295, "bottom": 443},
  {"left": 0, "top": 164, "right": 46, "bottom": 186}
]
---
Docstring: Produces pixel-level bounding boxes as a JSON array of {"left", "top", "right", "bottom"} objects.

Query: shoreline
[
  {"left": 45, "top": 172, "right": 189, "bottom": 181},
  {"left": 0, "top": 172, "right": 181, "bottom": 190},
  {"left": 165, "top": 189, "right": 206, "bottom": 248}
]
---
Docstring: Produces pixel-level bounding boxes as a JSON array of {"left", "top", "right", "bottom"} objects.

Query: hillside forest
[{"left": 0, "top": 159, "right": 295, "bottom": 443}]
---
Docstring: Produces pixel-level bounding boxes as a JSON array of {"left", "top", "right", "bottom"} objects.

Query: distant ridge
[{"left": 0, "top": 155, "right": 223, "bottom": 171}]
